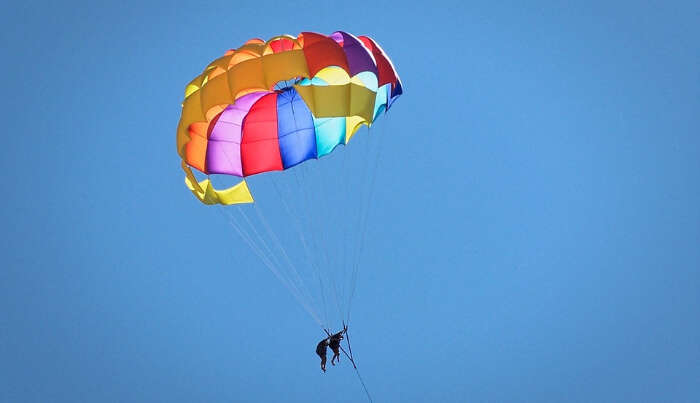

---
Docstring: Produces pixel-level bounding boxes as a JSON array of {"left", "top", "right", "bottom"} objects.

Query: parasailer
[
  {"left": 316, "top": 329, "right": 345, "bottom": 372},
  {"left": 316, "top": 337, "right": 329, "bottom": 372},
  {"left": 329, "top": 330, "right": 344, "bottom": 366}
]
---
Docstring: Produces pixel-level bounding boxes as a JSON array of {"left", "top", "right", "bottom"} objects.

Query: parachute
[{"left": 177, "top": 31, "right": 402, "bottom": 331}]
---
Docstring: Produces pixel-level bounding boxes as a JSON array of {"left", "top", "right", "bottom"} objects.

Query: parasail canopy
[{"left": 177, "top": 31, "right": 402, "bottom": 205}]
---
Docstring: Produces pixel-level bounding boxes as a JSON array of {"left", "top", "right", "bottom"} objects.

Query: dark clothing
[
  {"left": 329, "top": 331, "right": 343, "bottom": 365},
  {"left": 317, "top": 330, "right": 345, "bottom": 371},
  {"left": 316, "top": 338, "right": 329, "bottom": 372},
  {"left": 329, "top": 335, "right": 342, "bottom": 351},
  {"left": 316, "top": 339, "right": 328, "bottom": 357}
]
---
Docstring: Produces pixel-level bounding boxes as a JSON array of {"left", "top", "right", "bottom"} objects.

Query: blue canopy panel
[
  {"left": 388, "top": 79, "right": 402, "bottom": 109},
  {"left": 373, "top": 83, "right": 390, "bottom": 121},
  {"left": 276, "top": 88, "right": 317, "bottom": 169},
  {"left": 314, "top": 117, "right": 346, "bottom": 157}
]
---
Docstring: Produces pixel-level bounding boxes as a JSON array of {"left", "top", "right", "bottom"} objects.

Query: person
[
  {"left": 316, "top": 337, "right": 329, "bottom": 372},
  {"left": 329, "top": 331, "right": 344, "bottom": 365},
  {"left": 316, "top": 330, "right": 345, "bottom": 372}
]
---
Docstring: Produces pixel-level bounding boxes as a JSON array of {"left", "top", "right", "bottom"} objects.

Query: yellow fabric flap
[
  {"left": 294, "top": 83, "right": 376, "bottom": 122},
  {"left": 182, "top": 161, "right": 254, "bottom": 205}
]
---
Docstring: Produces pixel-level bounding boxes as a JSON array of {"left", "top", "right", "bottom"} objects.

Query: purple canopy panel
[
  {"left": 331, "top": 31, "right": 378, "bottom": 76},
  {"left": 205, "top": 91, "right": 268, "bottom": 176}
]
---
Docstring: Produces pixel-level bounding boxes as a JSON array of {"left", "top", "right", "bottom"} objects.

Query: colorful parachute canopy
[{"left": 177, "top": 31, "right": 402, "bottom": 205}]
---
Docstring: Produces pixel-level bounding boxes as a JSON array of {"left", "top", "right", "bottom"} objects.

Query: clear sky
[{"left": 2, "top": 1, "right": 699, "bottom": 402}]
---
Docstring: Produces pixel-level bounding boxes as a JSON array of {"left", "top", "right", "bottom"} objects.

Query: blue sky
[{"left": 2, "top": 1, "right": 699, "bottom": 402}]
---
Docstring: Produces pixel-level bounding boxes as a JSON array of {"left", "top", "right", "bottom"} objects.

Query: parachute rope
[
  {"left": 324, "top": 326, "right": 373, "bottom": 403},
  {"left": 218, "top": 206, "right": 323, "bottom": 326},
  {"left": 231, "top": 206, "right": 321, "bottom": 324},
  {"left": 338, "top": 147, "right": 351, "bottom": 320},
  {"left": 253, "top": 202, "right": 318, "bottom": 314},
  {"left": 293, "top": 166, "right": 330, "bottom": 329},
  {"left": 271, "top": 176, "right": 330, "bottom": 331},
  {"left": 303, "top": 162, "right": 342, "bottom": 324},
  {"left": 347, "top": 124, "right": 384, "bottom": 322},
  {"left": 314, "top": 158, "right": 345, "bottom": 323},
  {"left": 238, "top": 205, "right": 320, "bottom": 323},
  {"left": 347, "top": 129, "right": 372, "bottom": 321}
]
